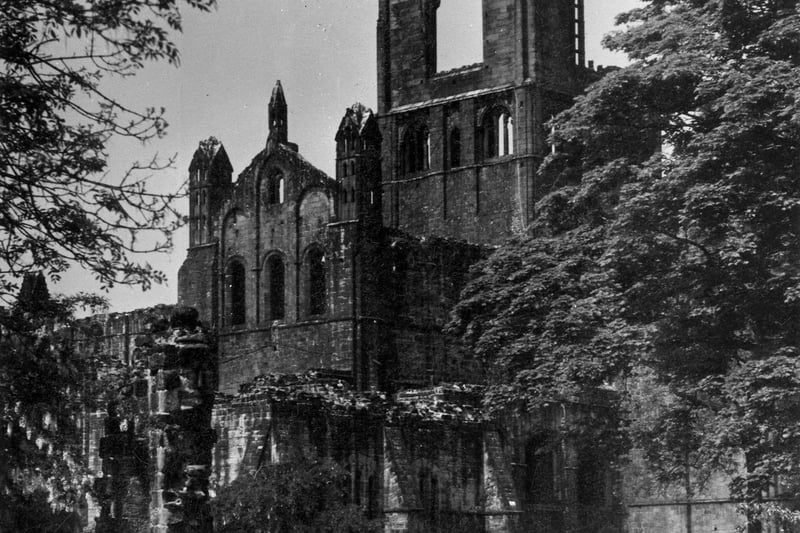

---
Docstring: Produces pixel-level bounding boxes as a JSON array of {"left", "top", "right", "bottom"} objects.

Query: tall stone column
[{"left": 148, "top": 308, "right": 216, "bottom": 533}]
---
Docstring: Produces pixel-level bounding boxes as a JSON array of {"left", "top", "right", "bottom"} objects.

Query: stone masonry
[{"left": 74, "top": 2, "right": 745, "bottom": 532}]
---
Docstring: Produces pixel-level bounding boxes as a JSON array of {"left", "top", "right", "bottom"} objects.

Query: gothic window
[
  {"left": 482, "top": 107, "right": 514, "bottom": 159},
  {"left": 227, "top": 259, "right": 246, "bottom": 326},
  {"left": 307, "top": 247, "right": 326, "bottom": 316},
  {"left": 266, "top": 255, "right": 285, "bottom": 321},
  {"left": 504, "top": 114, "right": 515, "bottom": 156},
  {"left": 449, "top": 127, "right": 461, "bottom": 168},
  {"left": 401, "top": 125, "right": 430, "bottom": 175},
  {"left": 268, "top": 172, "right": 285, "bottom": 204}
]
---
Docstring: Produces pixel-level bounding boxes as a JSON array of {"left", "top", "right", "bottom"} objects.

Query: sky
[{"left": 57, "top": 0, "right": 642, "bottom": 314}]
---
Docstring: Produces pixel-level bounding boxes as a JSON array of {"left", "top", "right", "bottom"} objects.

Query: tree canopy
[
  {"left": 0, "top": 0, "right": 216, "bottom": 302},
  {"left": 449, "top": 0, "right": 799, "bottom": 527}
]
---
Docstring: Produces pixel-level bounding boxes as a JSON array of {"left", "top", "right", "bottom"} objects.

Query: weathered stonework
[
  {"left": 73, "top": 2, "right": 744, "bottom": 532},
  {"left": 93, "top": 308, "right": 216, "bottom": 533}
]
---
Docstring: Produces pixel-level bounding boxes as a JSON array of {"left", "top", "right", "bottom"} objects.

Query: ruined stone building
[{"left": 70, "top": 1, "right": 743, "bottom": 532}]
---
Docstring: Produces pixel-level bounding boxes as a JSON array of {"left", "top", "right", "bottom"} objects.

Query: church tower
[{"left": 377, "top": 0, "right": 589, "bottom": 245}]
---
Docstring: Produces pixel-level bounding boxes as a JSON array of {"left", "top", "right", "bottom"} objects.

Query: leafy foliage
[
  {"left": 0, "top": 489, "right": 82, "bottom": 533},
  {"left": 450, "top": 0, "right": 800, "bottom": 525},
  {"left": 0, "top": 291, "right": 96, "bottom": 527},
  {"left": 0, "top": 0, "right": 216, "bottom": 301},
  {"left": 212, "top": 458, "right": 381, "bottom": 533}
]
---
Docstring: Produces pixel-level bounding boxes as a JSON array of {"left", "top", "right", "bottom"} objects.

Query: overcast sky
[{"left": 58, "top": 0, "right": 641, "bottom": 313}]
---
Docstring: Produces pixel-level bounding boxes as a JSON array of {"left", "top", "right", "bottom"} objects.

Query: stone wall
[
  {"left": 376, "top": 0, "right": 583, "bottom": 113},
  {"left": 72, "top": 305, "right": 174, "bottom": 365},
  {"left": 93, "top": 308, "right": 216, "bottom": 533}
]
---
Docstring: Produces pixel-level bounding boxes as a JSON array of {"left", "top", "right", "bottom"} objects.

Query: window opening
[
  {"left": 484, "top": 115, "right": 496, "bottom": 158},
  {"left": 267, "top": 256, "right": 285, "bottom": 320},
  {"left": 482, "top": 108, "right": 514, "bottom": 159},
  {"left": 507, "top": 116, "right": 515, "bottom": 155},
  {"left": 308, "top": 248, "right": 326, "bottom": 316},
  {"left": 402, "top": 125, "right": 431, "bottom": 174},
  {"left": 268, "top": 173, "right": 284, "bottom": 204},
  {"left": 436, "top": 0, "right": 483, "bottom": 71},
  {"left": 228, "top": 261, "right": 246, "bottom": 326},
  {"left": 449, "top": 128, "right": 461, "bottom": 168},
  {"left": 498, "top": 114, "right": 506, "bottom": 156}
]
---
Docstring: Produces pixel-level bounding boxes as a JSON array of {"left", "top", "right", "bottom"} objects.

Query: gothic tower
[
  {"left": 377, "top": 0, "right": 588, "bottom": 245},
  {"left": 335, "top": 103, "right": 382, "bottom": 223},
  {"left": 267, "top": 80, "right": 287, "bottom": 144},
  {"left": 180, "top": 138, "right": 232, "bottom": 326},
  {"left": 187, "top": 137, "right": 233, "bottom": 247},
  {"left": 267, "top": 80, "right": 298, "bottom": 154}
]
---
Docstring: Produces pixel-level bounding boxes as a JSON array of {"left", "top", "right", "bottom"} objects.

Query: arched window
[
  {"left": 482, "top": 107, "right": 514, "bottom": 159},
  {"left": 268, "top": 172, "right": 284, "bottom": 204},
  {"left": 506, "top": 115, "right": 515, "bottom": 155},
  {"left": 401, "top": 124, "right": 430, "bottom": 175},
  {"left": 266, "top": 255, "right": 285, "bottom": 321},
  {"left": 307, "top": 248, "right": 326, "bottom": 316},
  {"left": 449, "top": 127, "right": 461, "bottom": 168},
  {"left": 227, "top": 260, "right": 246, "bottom": 326}
]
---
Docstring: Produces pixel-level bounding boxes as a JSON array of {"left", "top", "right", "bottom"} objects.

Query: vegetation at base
[{"left": 212, "top": 458, "right": 381, "bottom": 533}]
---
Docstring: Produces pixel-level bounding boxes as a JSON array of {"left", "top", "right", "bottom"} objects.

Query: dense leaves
[
  {"left": 450, "top": 0, "right": 800, "bottom": 526},
  {"left": 212, "top": 458, "right": 380, "bottom": 533},
  {"left": 0, "top": 0, "right": 216, "bottom": 301},
  {"left": 0, "top": 285, "right": 96, "bottom": 527}
]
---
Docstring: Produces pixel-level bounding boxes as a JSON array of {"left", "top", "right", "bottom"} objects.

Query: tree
[
  {"left": 450, "top": 0, "right": 800, "bottom": 528},
  {"left": 0, "top": 0, "right": 217, "bottom": 526},
  {"left": 0, "top": 276, "right": 97, "bottom": 529},
  {"left": 212, "top": 458, "right": 381, "bottom": 533},
  {"left": 0, "top": 0, "right": 216, "bottom": 301}
]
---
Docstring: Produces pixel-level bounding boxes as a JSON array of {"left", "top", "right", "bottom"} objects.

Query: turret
[
  {"left": 266, "top": 80, "right": 298, "bottom": 154},
  {"left": 188, "top": 137, "right": 233, "bottom": 247},
  {"left": 335, "top": 103, "right": 382, "bottom": 222},
  {"left": 268, "top": 80, "right": 287, "bottom": 144}
]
